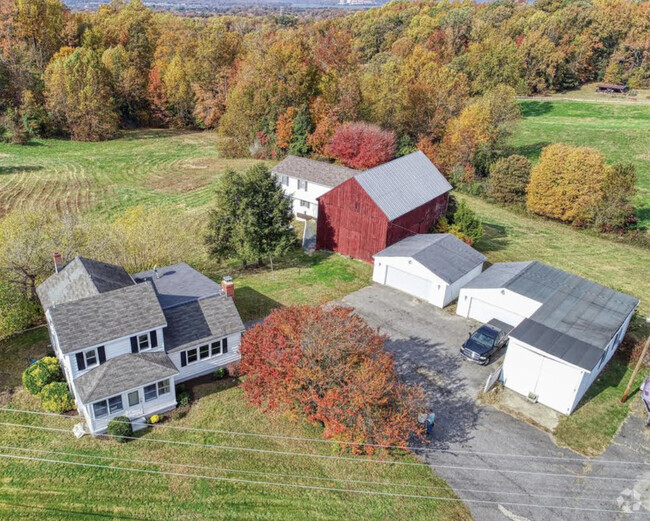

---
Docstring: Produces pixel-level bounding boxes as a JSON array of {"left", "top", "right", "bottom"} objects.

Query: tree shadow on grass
[
  {"left": 475, "top": 223, "right": 509, "bottom": 253},
  {"left": 511, "top": 141, "right": 551, "bottom": 160},
  {"left": 519, "top": 101, "right": 554, "bottom": 117},
  {"left": 0, "top": 502, "right": 153, "bottom": 521},
  {"left": 385, "top": 337, "right": 480, "bottom": 448},
  {"left": 0, "top": 165, "right": 43, "bottom": 175}
]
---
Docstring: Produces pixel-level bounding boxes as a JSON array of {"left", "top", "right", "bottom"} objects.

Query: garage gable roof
[
  {"left": 374, "top": 234, "right": 486, "bottom": 284},
  {"left": 470, "top": 261, "right": 640, "bottom": 370},
  {"left": 354, "top": 152, "right": 452, "bottom": 221}
]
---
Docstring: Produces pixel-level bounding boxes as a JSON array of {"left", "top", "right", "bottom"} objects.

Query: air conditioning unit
[{"left": 527, "top": 392, "right": 538, "bottom": 403}]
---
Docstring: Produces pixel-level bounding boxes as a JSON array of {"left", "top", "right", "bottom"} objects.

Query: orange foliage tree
[{"left": 240, "top": 306, "right": 426, "bottom": 453}]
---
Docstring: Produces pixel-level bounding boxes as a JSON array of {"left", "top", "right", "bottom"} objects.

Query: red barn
[{"left": 316, "top": 151, "right": 452, "bottom": 263}]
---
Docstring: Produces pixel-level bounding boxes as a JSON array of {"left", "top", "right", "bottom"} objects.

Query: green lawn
[
  {"left": 0, "top": 328, "right": 49, "bottom": 391},
  {"left": 463, "top": 194, "right": 650, "bottom": 316},
  {"left": 0, "top": 130, "right": 264, "bottom": 217},
  {"left": 0, "top": 384, "right": 470, "bottom": 521},
  {"left": 554, "top": 360, "right": 648, "bottom": 456},
  {"left": 511, "top": 100, "right": 650, "bottom": 228}
]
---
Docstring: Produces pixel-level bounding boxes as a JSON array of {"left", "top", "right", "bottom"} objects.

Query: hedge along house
[
  {"left": 316, "top": 151, "right": 452, "bottom": 263},
  {"left": 372, "top": 234, "right": 486, "bottom": 308},
  {"left": 272, "top": 155, "right": 356, "bottom": 220},
  {"left": 456, "top": 261, "right": 639, "bottom": 414},
  {"left": 37, "top": 256, "right": 244, "bottom": 435}
]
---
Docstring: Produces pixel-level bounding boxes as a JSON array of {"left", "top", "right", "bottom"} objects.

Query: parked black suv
[{"left": 460, "top": 319, "right": 513, "bottom": 365}]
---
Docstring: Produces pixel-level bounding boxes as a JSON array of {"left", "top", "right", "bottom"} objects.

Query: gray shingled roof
[
  {"left": 37, "top": 256, "right": 134, "bottom": 310},
  {"left": 374, "top": 234, "right": 486, "bottom": 284},
  {"left": 75, "top": 352, "right": 178, "bottom": 403},
  {"left": 465, "top": 261, "right": 639, "bottom": 370},
  {"left": 48, "top": 282, "right": 167, "bottom": 354},
  {"left": 163, "top": 295, "right": 245, "bottom": 352},
  {"left": 272, "top": 155, "right": 356, "bottom": 188},
  {"left": 133, "top": 263, "right": 223, "bottom": 310},
  {"left": 354, "top": 151, "right": 452, "bottom": 221}
]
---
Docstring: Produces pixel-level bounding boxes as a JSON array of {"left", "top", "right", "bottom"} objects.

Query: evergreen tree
[
  {"left": 288, "top": 104, "right": 312, "bottom": 156},
  {"left": 206, "top": 165, "right": 296, "bottom": 267}
]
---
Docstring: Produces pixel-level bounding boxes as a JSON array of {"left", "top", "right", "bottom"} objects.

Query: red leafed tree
[
  {"left": 325, "top": 122, "right": 396, "bottom": 169},
  {"left": 240, "top": 306, "right": 425, "bottom": 453}
]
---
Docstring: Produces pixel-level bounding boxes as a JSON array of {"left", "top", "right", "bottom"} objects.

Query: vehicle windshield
[{"left": 471, "top": 331, "right": 494, "bottom": 349}]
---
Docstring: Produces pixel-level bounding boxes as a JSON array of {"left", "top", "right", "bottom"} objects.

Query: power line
[
  {"left": 0, "top": 451, "right": 644, "bottom": 515},
  {"left": 1, "top": 421, "right": 648, "bottom": 483},
  {"left": 0, "top": 444, "right": 623, "bottom": 502},
  {"left": 2, "top": 407, "right": 647, "bottom": 467}
]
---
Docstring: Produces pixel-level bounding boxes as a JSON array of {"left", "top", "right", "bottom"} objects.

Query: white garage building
[
  {"left": 372, "top": 234, "right": 486, "bottom": 308},
  {"left": 457, "top": 261, "right": 639, "bottom": 414}
]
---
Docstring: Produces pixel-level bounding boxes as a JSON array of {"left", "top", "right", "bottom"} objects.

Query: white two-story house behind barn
[
  {"left": 272, "top": 155, "right": 356, "bottom": 220},
  {"left": 37, "top": 254, "right": 244, "bottom": 435}
]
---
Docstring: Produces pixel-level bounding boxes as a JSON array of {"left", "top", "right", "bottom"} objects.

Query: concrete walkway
[
  {"left": 340, "top": 285, "right": 650, "bottom": 521},
  {"left": 301, "top": 219, "right": 316, "bottom": 254}
]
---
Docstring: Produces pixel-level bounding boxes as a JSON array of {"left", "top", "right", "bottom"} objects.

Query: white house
[
  {"left": 372, "top": 234, "right": 486, "bottom": 308},
  {"left": 272, "top": 155, "right": 356, "bottom": 220},
  {"left": 457, "top": 261, "right": 639, "bottom": 414},
  {"left": 37, "top": 256, "right": 244, "bottom": 435}
]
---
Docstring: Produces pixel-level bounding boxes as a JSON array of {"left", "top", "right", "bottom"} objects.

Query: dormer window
[{"left": 85, "top": 349, "right": 98, "bottom": 368}]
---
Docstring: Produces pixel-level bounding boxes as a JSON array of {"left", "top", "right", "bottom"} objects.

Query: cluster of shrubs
[
  {"left": 434, "top": 195, "right": 484, "bottom": 246},
  {"left": 22, "top": 357, "right": 74, "bottom": 413}
]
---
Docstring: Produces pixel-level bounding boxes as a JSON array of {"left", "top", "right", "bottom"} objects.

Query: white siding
[
  {"left": 169, "top": 332, "right": 242, "bottom": 383},
  {"left": 373, "top": 256, "right": 483, "bottom": 308},
  {"left": 502, "top": 339, "right": 584, "bottom": 415},
  {"left": 84, "top": 377, "right": 177, "bottom": 434},
  {"left": 275, "top": 174, "right": 332, "bottom": 219},
  {"left": 456, "top": 288, "right": 542, "bottom": 326}
]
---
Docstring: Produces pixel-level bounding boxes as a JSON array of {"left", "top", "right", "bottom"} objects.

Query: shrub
[
  {"left": 22, "top": 357, "right": 63, "bottom": 396},
  {"left": 214, "top": 367, "right": 227, "bottom": 380},
  {"left": 39, "top": 382, "right": 74, "bottom": 413},
  {"left": 177, "top": 390, "right": 191, "bottom": 407},
  {"left": 593, "top": 161, "right": 638, "bottom": 232},
  {"left": 487, "top": 155, "right": 531, "bottom": 203},
  {"left": 325, "top": 122, "right": 396, "bottom": 169},
  {"left": 226, "top": 361, "right": 244, "bottom": 378},
  {"left": 148, "top": 414, "right": 161, "bottom": 424},
  {"left": 240, "top": 306, "right": 426, "bottom": 453},
  {"left": 448, "top": 199, "right": 483, "bottom": 245},
  {"left": 526, "top": 144, "right": 607, "bottom": 226},
  {"left": 107, "top": 416, "right": 133, "bottom": 442}
]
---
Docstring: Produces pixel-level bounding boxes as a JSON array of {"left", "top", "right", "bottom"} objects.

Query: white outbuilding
[
  {"left": 372, "top": 234, "right": 486, "bottom": 308},
  {"left": 457, "top": 261, "right": 639, "bottom": 414}
]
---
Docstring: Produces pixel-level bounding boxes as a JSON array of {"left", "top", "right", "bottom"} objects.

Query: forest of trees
[{"left": 1, "top": 0, "right": 648, "bottom": 147}]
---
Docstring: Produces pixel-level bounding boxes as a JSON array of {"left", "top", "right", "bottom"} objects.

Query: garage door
[
  {"left": 385, "top": 266, "right": 432, "bottom": 302},
  {"left": 467, "top": 298, "right": 525, "bottom": 326}
]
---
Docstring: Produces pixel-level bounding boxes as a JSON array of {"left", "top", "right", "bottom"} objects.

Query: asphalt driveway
[{"left": 340, "top": 284, "right": 650, "bottom": 521}]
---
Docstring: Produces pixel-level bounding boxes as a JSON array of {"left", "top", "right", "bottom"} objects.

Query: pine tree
[
  {"left": 288, "top": 104, "right": 313, "bottom": 156},
  {"left": 205, "top": 165, "right": 296, "bottom": 267}
]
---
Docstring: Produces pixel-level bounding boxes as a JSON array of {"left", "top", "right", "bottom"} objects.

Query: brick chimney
[
  {"left": 221, "top": 276, "right": 235, "bottom": 299},
  {"left": 53, "top": 251, "right": 63, "bottom": 273}
]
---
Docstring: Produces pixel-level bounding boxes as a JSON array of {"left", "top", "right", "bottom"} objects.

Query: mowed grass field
[
  {"left": 0, "top": 130, "right": 262, "bottom": 216},
  {"left": 511, "top": 100, "right": 650, "bottom": 228},
  {"left": 0, "top": 386, "right": 471, "bottom": 521}
]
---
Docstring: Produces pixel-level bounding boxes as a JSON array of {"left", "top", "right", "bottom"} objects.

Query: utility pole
[{"left": 621, "top": 318, "right": 650, "bottom": 404}]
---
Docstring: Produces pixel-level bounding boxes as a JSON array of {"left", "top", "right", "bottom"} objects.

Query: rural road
[{"left": 340, "top": 285, "right": 650, "bottom": 521}]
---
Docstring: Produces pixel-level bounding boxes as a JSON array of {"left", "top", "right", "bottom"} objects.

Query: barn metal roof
[
  {"left": 374, "top": 234, "right": 486, "bottom": 284},
  {"left": 354, "top": 151, "right": 452, "bottom": 221},
  {"left": 465, "top": 261, "right": 639, "bottom": 371},
  {"left": 272, "top": 155, "right": 356, "bottom": 188}
]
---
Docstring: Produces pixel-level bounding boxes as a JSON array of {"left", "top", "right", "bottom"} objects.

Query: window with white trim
[
  {"left": 143, "top": 379, "right": 171, "bottom": 402},
  {"left": 297, "top": 179, "right": 308, "bottom": 191},
  {"left": 127, "top": 390, "right": 140, "bottom": 407},
  {"left": 299, "top": 200, "right": 310, "bottom": 209},
  {"left": 92, "top": 393, "right": 124, "bottom": 419},
  {"left": 181, "top": 338, "right": 228, "bottom": 367},
  {"left": 137, "top": 333, "right": 150, "bottom": 350},
  {"left": 280, "top": 175, "right": 289, "bottom": 186},
  {"left": 84, "top": 348, "right": 98, "bottom": 368}
]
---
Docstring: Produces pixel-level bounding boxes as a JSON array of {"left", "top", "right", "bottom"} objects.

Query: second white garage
[{"left": 372, "top": 234, "right": 486, "bottom": 308}]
